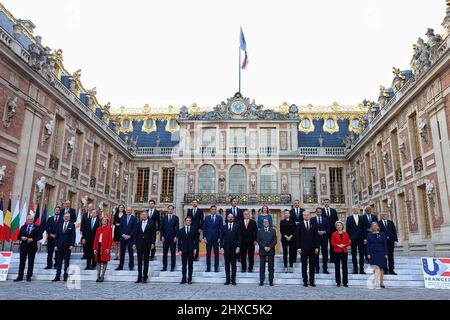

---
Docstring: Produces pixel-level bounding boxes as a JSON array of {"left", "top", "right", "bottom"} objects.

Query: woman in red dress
[{"left": 93, "top": 217, "right": 113, "bottom": 282}]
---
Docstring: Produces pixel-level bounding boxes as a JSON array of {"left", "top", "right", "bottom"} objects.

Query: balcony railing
[
  {"left": 259, "top": 147, "right": 278, "bottom": 156},
  {"left": 200, "top": 147, "right": 216, "bottom": 155},
  {"left": 299, "top": 147, "right": 347, "bottom": 157},
  {"left": 160, "top": 193, "right": 174, "bottom": 203},
  {"left": 330, "top": 195, "right": 345, "bottom": 204},
  {"left": 135, "top": 147, "right": 177, "bottom": 157},
  {"left": 90, "top": 176, "right": 97, "bottom": 188},
  {"left": 395, "top": 168, "right": 403, "bottom": 182},
  {"left": 380, "top": 177, "right": 386, "bottom": 190},
  {"left": 183, "top": 193, "right": 292, "bottom": 205},
  {"left": 71, "top": 165, "right": 79, "bottom": 180},
  {"left": 134, "top": 194, "right": 149, "bottom": 203},
  {"left": 303, "top": 195, "right": 318, "bottom": 204},
  {"left": 414, "top": 156, "right": 424, "bottom": 173},
  {"left": 228, "top": 146, "right": 247, "bottom": 155},
  {"left": 48, "top": 155, "right": 60, "bottom": 170}
]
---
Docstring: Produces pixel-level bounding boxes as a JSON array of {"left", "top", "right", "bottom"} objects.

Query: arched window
[
  {"left": 229, "top": 165, "right": 246, "bottom": 193},
  {"left": 199, "top": 164, "right": 216, "bottom": 193},
  {"left": 260, "top": 165, "right": 277, "bottom": 194}
]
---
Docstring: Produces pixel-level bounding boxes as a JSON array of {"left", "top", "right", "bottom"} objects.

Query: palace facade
[{"left": 1, "top": 2, "right": 450, "bottom": 255}]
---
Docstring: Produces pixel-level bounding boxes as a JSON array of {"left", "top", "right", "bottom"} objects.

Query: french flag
[{"left": 240, "top": 27, "right": 249, "bottom": 70}]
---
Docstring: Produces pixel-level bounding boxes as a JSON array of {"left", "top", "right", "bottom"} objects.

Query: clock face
[{"left": 230, "top": 100, "right": 246, "bottom": 115}]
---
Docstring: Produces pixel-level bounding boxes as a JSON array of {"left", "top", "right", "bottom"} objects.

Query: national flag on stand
[
  {"left": 75, "top": 209, "right": 82, "bottom": 244},
  {"left": 3, "top": 198, "right": 11, "bottom": 242},
  {"left": 33, "top": 204, "right": 41, "bottom": 226},
  {"left": 10, "top": 199, "right": 20, "bottom": 241},
  {"left": 0, "top": 198, "right": 4, "bottom": 242},
  {"left": 240, "top": 27, "right": 249, "bottom": 70},
  {"left": 19, "top": 199, "right": 28, "bottom": 229},
  {"left": 39, "top": 204, "right": 48, "bottom": 245}
]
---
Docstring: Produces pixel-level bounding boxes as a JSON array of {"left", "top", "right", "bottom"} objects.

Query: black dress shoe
[
  {"left": 129, "top": 267, "right": 134, "bottom": 271},
  {"left": 248, "top": 269, "right": 253, "bottom": 273},
  {"left": 214, "top": 268, "right": 219, "bottom": 273},
  {"left": 205, "top": 268, "right": 211, "bottom": 272},
  {"left": 343, "top": 284, "right": 348, "bottom": 287},
  {"left": 269, "top": 282, "right": 274, "bottom": 286},
  {"left": 84, "top": 267, "right": 90, "bottom": 270},
  {"left": 353, "top": 270, "right": 358, "bottom": 274},
  {"left": 303, "top": 283, "right": 308, "bottom": 287},
  {"left": 115, "top": 267, "right": 123, "bottom": 271},
  {"left": 160, "top": 268, "right": 167, "bottom": 272},
  {"left": 231, "top": 281, "right": 237, "bottom": 285},
  {"left": 389, "top": 271, "right": 397, "bottom": 275},
  {"left": 170, "top": 268, "right": 175, "bottom": 272},
  {"left": 180, "top": 280, "right": 187, "bottom": 284},
  {"left": 13, "top": 278, "right": 23, "bottom": 282},
  {"left": 52, "top": 277, "right": 60, "bottom": 282},
  {"left": 135, "top": 279, "right": 142, "bottom": 283},
  {"left": 360, "top": 271, "right": 366, "bottom": 275},
  {"left": 315, "top": 269, "right": 320, "bottom": 274},
  {"left": 337, "top": 283, "right": 341, "bottom": 287},
  {"left": 143, "top": 278, "right": 148, "bottom": 283},
  {"left": 259, "top": 282, "right": 264, "bottom": 286},
  {"left": 323, "top": 270, "right": 329, "bottom": 274},
  {"left": 26, "top": 278, "right": 32, "bottom": 282},
  {"left": 63, "top": 277, "right": 68, "bottom": 282},
  {"left": 44, "top": 266, "right": 52, "bottom": 270},
  {"left": 224, "top": 281, "right": 230, "bottom": 285},
  {"left": 188, "top": 280, "right": 192, "bottom": 285},
  {"left": 310, "top": 283, "right": 316, "bottom": 287},
  {"left": 242, "top": 269, "right": 246, "bottom": 273}
]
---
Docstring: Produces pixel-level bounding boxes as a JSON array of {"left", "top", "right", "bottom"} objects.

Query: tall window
[
  {"left": 92, "top": 143, "right": 100, "bottom": 178},
  {"left": 136, "top": 168, "right": 150, "bottom": 202},
  {"left": 260, "top": 128, "right": 277, "bottom": 154},
  {"left": 391, "top": 129, "right": 402, "bottom": 181},
  {"left": 230, "top": 128, "right": 246, "bottom": 153},
  {"left": 302, "top": 168, "right": 317, "bottom": 203},
  {"left": 75, "top": 131, "right": 84, "bottom": 167},
  {"left": 201, "top": 128, "right": 216, "bottom": 153},
  {"left": 409, "top": 113, "right": 421, "bottom": 159},
  {"left": 229, "top": 165, "right": 247, "bottom": 193},
  {"left": 105, "top": 153, "right": 113, "bottom": 192},
  {"left": 365, "top": 152, "right": 373, "bottom": 195},
  {"left": 329, "top": 168, "right": 344, "bottom": 203},
  {"left": 199, "top": 164, "right": 216, "bottom": 193},
  {"left": 260, "top": 165, "right": 277, "bottom": 194},
  {"left": 418, "top": 186, "right": 431, "bottom": 239},
  {"left": 161, "top": 168, "right": 175, "bottom": 197}
]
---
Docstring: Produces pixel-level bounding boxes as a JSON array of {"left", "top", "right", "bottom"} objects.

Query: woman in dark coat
[
  {"left": 112, "top": 204, "right": 125, "bottom": 260},
  {"left": 280, "top": 209, "right": 297, "bottom": 273},
  {"left": 366, "top": 221, "right": 388, "bottom": 288}
]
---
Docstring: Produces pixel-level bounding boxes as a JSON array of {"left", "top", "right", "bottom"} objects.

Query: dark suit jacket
[
  {"left": 240, "top": 219, "right": 258, "bottom": 244},
  {"left": 81, "top": 216, "right": 100, "bottom": 243},
  {"left": 187, "top": 208, "right": 204, "bottom": 231},
  {"left": 203, "top": 214, "right": 223, "bottom": 243},
  {"left": 322, "top": 207, "right": 338, "bottom": 232},
  {"left": 296, "top": 221, "right": 319, "bottom": 253},
  {"left": 225, "top": 207, "right": 244, "bottom": 224},
  {"left": 148, "top": 209, "right": 161, "bottom": 231},
  {"left": 378, "top": 220, "right": 398, "bottom": 245},
  {"left": 346, "top": 215, "right": 365, "bottom": 242},
  {"left": 135, "top": 220, "right": 157, "bottom": 250},
  {"left": 289, "top": 208, "right": 305, "bottom": 222},
  {"left": 280, "top": 219, "right": 297, "bottom": 243},
  {"left": 18, "top": 224, "right": 42, "bottom": 252},
  {"left": 62, "top": 208, "right": 77, "bottom": 223},
  {"left": 311, "top": 215, "right": 331, "bottom": 236},
  {"left": 177, "top": 226, "right": 198, "bottom": 254},
  {"left": 160, "top": 214, "right": 180, "bottom": 241},
  {"left": 46, "top": 215, "right": 62, "bottom": 236},
  {"left": 119, "top": 215, "right": 138, "bottom": 240},
  {"left": 55, "top": 221, "right": 76, "bottom": 248},
  {"left": 362, "top": 214, "right": 378, "bottom": 239},
  {"left": 257, "top": 228, "right": 277, "bottom": 256},
  {"left": 220, "top": 223, "right": 241, "bottom": 252}
]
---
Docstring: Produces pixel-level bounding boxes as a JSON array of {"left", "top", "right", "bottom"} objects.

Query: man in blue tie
[
  {"left": 14, "top": 215, "right": 42, "bottom": 282},
  {"left": 203, "top": 205, "right": 222, "bottom": 272},
  {"left": 186, "top": 199, "right": 203, "bottom": 261},
  {"left": 160, "top": 205, "right": 179, "bottom": 272},
  {"left": 311, "top": 207, "right": 330, "bottom": 274},
  {"left": 147, "top": 200, "right": 160, "bottom": 260},
  {"left": 53, "top": 213, "right": 75, "bottom": 282},
  {"left": 116, "top": 207, "right": 137, "bottom": 271},
  {"left": 177, "top": 217, "right": 198, "bottom": 284},
  {"left": 225, "top": 198, "right": 243, "bottom": 225}
]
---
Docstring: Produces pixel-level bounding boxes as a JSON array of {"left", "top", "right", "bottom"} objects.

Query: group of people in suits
[{"left": 13, "top": 198, "right": 398, "bottom": 290}]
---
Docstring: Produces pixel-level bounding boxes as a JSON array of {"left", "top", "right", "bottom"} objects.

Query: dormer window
[
  {"left": 123, "top": 119, "right": 131, "bottom": 129},
  {"left": 326, "top": 118, "right": 335, "bottom": 129}
]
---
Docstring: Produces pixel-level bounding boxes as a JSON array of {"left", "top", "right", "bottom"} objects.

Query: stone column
[
  {"left": 290, "top": 161, "right": 300, "bottom": 202},
  {"left": 175, "top": 169, "right": 187, "bottom": 218}
]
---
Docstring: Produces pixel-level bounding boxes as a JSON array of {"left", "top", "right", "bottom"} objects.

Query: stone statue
[
  {"left": 425, "top": 28, "right": 443, "bottom": 63},
  {"left": 426, "top": 181, "right": 435, "bottom": 196},
  {"left": 67, "top": 136, "right": 75, "bottom": 154},
  {"left": 391, "top": 67, "right": 406, "bottom": 91},
  {"left": 250, "top": 175, "right": 256, "bottom": 191},
  {"left": 382, "top": 151, "right": 389, "bottom": 165},
  {"left": 114, "top": 168, "right": 120, "bottom": 179},
  {"left": 123, "top": 174, "right": 129, "bottom": 185},
  {"left": 417, "top": 38, "right": 431, "bottom": 76},
  {"left": 179, "top": 105, "right": 189, "bottom": 119},
  {"left": 378, "top": 86, "right": 390, "bottom": 108},
  {"left": 288, "top": 104, "right": 298, "bottom": 119},
  {"left": 156, "top": 134, "right": 161, "bottom": 147},
  {"left": 36, "top": 176, "right": 46, "bottom": 194},
  {"left": 101, "top": 160, "right": 107, "bottom": 172},
  {"left": 3, "top": 97, "right": 17, "bottom": 128},
  {"left": 44, "top": 120, "right": 54, "bottom": 142},
  {"left": 0, "top": 165, "right": 6, "bottom": 185},
  {"left": 81, "top": 195, "right": 88, "bottom": 207}
]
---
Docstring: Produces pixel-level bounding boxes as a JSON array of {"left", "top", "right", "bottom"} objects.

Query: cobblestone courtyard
[{"left": 0, "top": 281, "right": 448, "bottom": 300}]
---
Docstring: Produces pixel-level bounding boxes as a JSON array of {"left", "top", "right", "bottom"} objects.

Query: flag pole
[{"left": 238, "top": 45, "right": 241, "bottom": 94}]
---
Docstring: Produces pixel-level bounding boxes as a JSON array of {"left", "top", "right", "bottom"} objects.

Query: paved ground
[{"left": 0, "top": 281, "right": 448, "bottom": 300}]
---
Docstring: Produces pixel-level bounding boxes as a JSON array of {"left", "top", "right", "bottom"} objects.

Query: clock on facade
[{"left": 230, "top": 100, "right": 247, "bottom": 115}]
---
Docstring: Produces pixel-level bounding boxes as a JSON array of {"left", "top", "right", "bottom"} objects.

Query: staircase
[{"left": 6, "top": 253, "right": 425, "bottom": 288}]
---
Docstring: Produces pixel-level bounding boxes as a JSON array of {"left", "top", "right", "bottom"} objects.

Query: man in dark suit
[
  {"left": 135, "top": 211, "right": 157, "bottom": 283},
  {"left": 177, "top": 216, "right": 198, "bottom": 284},
  {"left": 14, "top": 215, "right": 42, "bottom": 282},
  {"left": 62, "top": 200, "right": 77, "bottom": 223},
  {"left": 297, "top": 211, "right": 319, "bottom": 287},
  {"left": 290, "top": 200, "right": 304, "bottom": 224},
  {"left": 240, "top": 209, "right": 257, "bottom": 273},
  {"left": 322, "top": 198, "right": 338, "bottom": 262},
  {"left": 148, "top": 200, "right": 160, "bottom": 260},
  {"left": 203, "top": 205, "right": 222, "bottom": 272},
  {"left": 311, "top": 207, "right": 330, "bottom": 274},
  {"left": 362, "top": 205, "right": 378, "bottom": 262},
  {"left": 53, "top": 213, "right": 76, "bottom": 282},
  {"left": 116, "top": 207, "right": 137, "bottom": 271},
  {"left": 346, "top": 205, "right": 365, "bottom": 274},
  {"left": 221, "top": 213, "right": 241, "bottom": 285},
  {"left": 45, "top": 206, "right": 62, "bottom": 269},
  {"left": 379, "top": 211, "right": 398, "bottom": 275},
  {"left": 160, "top": 205, "right": 179, "bottom": 272},
  {"left": 80, "top": 203, "right": 94, "bottom": 260},
  {"left": 257, "top": 218, "right": 277, "bottom": 286},
  {"left": 225, "top": 198, "right": 244, "bottom": 225},
  {"left": 81, "top": 208, "right": 100, "bottom": 270},
  {"left": 186, "top": 199, "right": 203, "bottom": 261}
]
